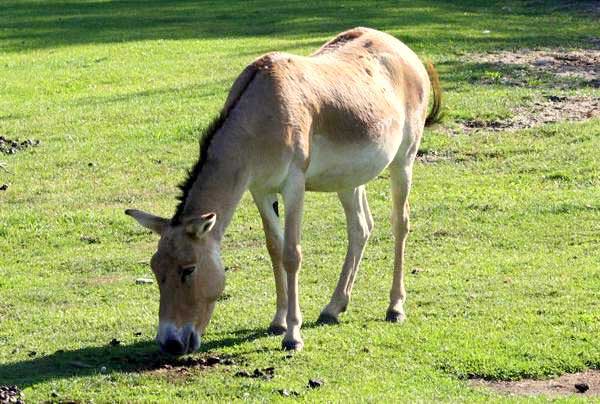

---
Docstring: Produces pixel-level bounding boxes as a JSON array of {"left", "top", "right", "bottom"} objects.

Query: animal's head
[{"left": 125, "top": 209, "right": 225, "bottom": 355}]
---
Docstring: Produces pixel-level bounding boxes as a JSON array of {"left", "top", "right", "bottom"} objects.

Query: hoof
[
  {"left": 385, "top": 310, "right": 406, "bottom": 323},
  {"left": 316, "top": 312, "right": 339, "bottom": 325},
  {"left": 267, "top": 324, "right": 287, "bottom": 335},
  {"left": 282, "top": 339, "right": 304, "bottom": 351}
]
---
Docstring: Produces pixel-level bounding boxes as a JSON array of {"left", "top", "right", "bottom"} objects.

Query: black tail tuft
[{"left": 425, "top": 61, "right": 443, "bottom": 126}]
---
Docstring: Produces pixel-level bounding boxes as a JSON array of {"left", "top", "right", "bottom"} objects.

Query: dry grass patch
[
  {"left": 449, "top": 46, "right": 600, "bottom": 134},
  {"left": 470, "top": 48, "right": 599, "bottom": 88},
  {"left": 457, "top": 95, "right": 600, "bottom": 133}
]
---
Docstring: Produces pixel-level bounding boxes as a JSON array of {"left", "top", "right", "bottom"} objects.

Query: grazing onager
[{"left": 126, "top": 27, "right": 442, "bottom": 354}]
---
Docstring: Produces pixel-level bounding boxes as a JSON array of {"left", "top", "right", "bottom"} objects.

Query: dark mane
[{"left": 171, "top": 65, "right": 259, "bottom": 225}]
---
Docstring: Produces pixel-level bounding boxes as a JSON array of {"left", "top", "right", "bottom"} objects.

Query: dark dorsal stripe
[
  {"left": 171, "top": 65, "right": 260, "bottom": 225},
  {"left": 313, "top": 29, "right": 364, "bottom": 55}
]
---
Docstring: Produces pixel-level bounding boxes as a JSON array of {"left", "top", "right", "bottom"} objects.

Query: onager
[{"left": 126, "top": 27, "right": 442, "bottom": 354}]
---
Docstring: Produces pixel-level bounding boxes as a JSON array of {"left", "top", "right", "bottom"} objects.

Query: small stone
[
  {"left": 100, "top": 366, "right": 107, "bottom": 373},
  {"left": 575, "top": 382, "right": 589, "bottom": 393},
  {"left": 533, "top": 57, "right": 553, "bottom": 66},
  {"left": 135, "top": 278, "right": 153, "bottom": 285},
  {"left": 547, "top": 95, "right": 567, "bottom": 102},
  {"left": 308, "top": 378, "right": 324, "bottom": 388},
  {"left": 0, "top": 384, "right": 24, "bottom": 403}
]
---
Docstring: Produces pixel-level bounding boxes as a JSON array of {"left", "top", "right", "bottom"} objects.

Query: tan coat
[{"left": 126, "top": 27, "right": 442, "bottom": 354}]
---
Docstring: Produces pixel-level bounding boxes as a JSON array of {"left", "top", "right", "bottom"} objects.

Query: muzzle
[{"left": 156, "top": 322, "right": 200, "bottom": 355}]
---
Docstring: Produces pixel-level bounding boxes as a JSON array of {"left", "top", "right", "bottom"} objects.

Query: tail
[{"left": 424, "top": 61, "right": 443, "bottom": 126}]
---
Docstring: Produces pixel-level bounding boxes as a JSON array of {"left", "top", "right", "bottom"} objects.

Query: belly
[{"left": 305, "top": 134, "right": 400, "bottom": 192}]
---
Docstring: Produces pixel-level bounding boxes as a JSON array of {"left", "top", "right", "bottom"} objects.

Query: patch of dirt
[
  {"left": 0, "top": 136, "right": 40, "bottom": 155},
  {"left": 0, "top": 385, "right": 24, "bottom": 404},
  {"left": 470, "top": 48, "right": 600, "bottom": 88},
  {"left": 152, "top": 355, "right": 233, "bottom": 370},
  {"left": 456, "top": 95, "right": 600, "bottom": 133},
  {"left": 82, "top": 275, "right": 124, "bottom": 286},
  {"left": 80, "top": 235, "right": 100, "bottom": 244},
  {"left": 148, "top": 355, "right": 237, "bottom": 380},
  {"left": 416, "top": 149, "right": 454, "bottom": 163},
  {"left": 235, "top": 367, "right": 275, "bottom": 380},
  {"left": 470, "top": 370, "right": 600, "bottom": 398},
  {"left": 70, "top": 350, "right": 240, "bottom": 378}
]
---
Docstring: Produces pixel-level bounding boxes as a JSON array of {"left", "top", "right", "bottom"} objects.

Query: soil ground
[
  {"left": 458, "top": 95, "right": 600, "bottom": 132},
  {"left": 470, "top": 370, "right": 600, "bottom": 398},
  {"left": 453, "top": 46, "right": 600, "bottom": 133}
]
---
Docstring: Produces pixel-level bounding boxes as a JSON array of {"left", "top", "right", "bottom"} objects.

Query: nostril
[{"left": 161, "top": 339, "right": 185, "bottom": 356}]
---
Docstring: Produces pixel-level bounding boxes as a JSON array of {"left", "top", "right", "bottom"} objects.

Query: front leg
[
  {"left": 281, "top": 171, "right": 305, "bottom": 351},
  {"left": 252, "top": 192, "right": 287, "bottom": 335}
]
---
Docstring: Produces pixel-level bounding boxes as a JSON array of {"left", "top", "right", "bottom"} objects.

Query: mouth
[{"left": 185, "top": 329, "right": 201, "bottom": 353}]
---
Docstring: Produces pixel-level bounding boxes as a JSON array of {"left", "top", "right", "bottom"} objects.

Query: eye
[{"left": 180, "top": 265, "right": 196, "bottom": 283}]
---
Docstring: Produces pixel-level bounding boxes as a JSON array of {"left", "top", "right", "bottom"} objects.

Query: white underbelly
[{"left": 305, "top": 134, "right": 400, "bottom": 192}]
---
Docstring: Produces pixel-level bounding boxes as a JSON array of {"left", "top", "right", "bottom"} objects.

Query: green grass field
[{"left": 1, "top": 0, "right": 599, "bottom": 402}]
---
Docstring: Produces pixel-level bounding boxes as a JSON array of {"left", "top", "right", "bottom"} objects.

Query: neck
[{"left": 177, "top": 127, "right": 250, "bottom": 241}]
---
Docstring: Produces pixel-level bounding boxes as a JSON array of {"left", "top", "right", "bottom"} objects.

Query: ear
[
  {"left": 184, "top": 213, "right": 217, "bottom": 239},
  {"left": 125, "top": 209, "right": 169, "bottom": 234}
]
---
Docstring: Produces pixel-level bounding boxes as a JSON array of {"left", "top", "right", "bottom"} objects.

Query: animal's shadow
[
  {"left": 0, "top": 326, "right": 271, "bottom": 388},
  {"left": 0, "top": 320, "right": 335, "bottom": 388}
]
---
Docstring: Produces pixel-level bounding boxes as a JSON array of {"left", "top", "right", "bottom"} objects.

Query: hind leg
[
  {"left": 386, "top": 162, "right": 410, "bottom": 322},
  {"left": 386, "top": 135, "right": 422, "bottom": 322},
  {"left": 317, "top": 186, "right": 372, "bottom": 324}
]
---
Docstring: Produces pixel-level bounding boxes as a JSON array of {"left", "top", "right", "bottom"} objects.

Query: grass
[{"left": 1, "top": 0, "right": 599, "bottom": 402}]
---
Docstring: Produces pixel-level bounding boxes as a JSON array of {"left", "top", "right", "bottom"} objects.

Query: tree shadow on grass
[
  {"left": 1, "top": 0, "right": 595, "bottom": 53},
  {"left": 0, "top": 0, "right": 440, "bottom": 52},
  {"left": 0, "top": 327, "right": 267, "bottom": 388}
]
